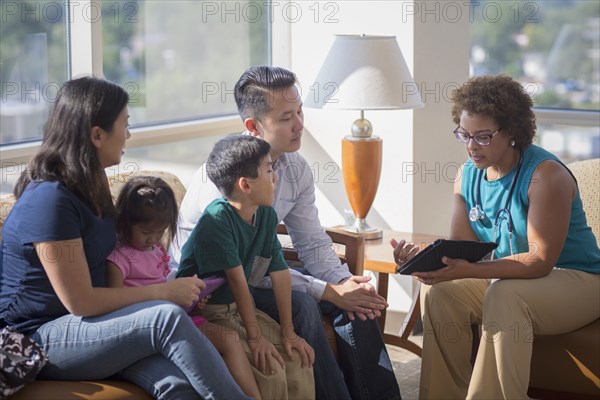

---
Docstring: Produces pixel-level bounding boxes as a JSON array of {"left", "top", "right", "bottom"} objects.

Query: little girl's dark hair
[{"left": 115, "top": 176, "right": 178, "bottom": 246}]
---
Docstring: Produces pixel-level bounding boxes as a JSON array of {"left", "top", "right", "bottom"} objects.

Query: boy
[
  {"left": 177, "top": 135, "right": 315, "bottom": 400},
  {"left": 173, "top": 66, "right": 399, "bottom": 400}
]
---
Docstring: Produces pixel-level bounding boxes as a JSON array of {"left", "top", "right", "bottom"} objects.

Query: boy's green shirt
[{"left": 177, "top": 198, "right": 288, "bottom": 304}]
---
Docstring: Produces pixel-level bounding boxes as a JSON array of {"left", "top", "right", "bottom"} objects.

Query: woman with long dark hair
[{"left": 1, "top": 77, "right": 251, "bottom": 399}]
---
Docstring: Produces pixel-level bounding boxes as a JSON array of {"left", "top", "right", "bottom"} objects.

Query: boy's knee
[{"left": 253, "top": 361, "right": 287, "bottom": 380}]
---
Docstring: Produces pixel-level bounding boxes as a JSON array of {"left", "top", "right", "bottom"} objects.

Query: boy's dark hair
[
  {"left": 115, "top": 176, "right": 178, "bottom": 246},
  {"left": 450, "top": 75, "right": 536, "bottom": 151},
  {"left": 206, "top": 135, "right": 271, "bottom": 198},
  {"left": 234, "top": 65, "right": 297, "bottom": 121}
]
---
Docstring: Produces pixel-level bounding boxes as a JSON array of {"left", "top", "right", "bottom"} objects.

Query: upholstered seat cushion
[
  {"left": 2, "top": 171, "right": 186, "bottom": 400},
  {"left": 530, "top": 319, "right": 600, "bottom": 396},
  {"left": 8, "top": 380, "right": 152, "bottom": 400}
]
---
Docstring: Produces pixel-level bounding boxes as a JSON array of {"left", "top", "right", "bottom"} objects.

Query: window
[
  {"left": 102, "top": 0, "right": 269, "bottom": 126},
  {"left": 0, "top": 0, "right": 68, "bottom": 145},
  {"left": 108, "top": 132, "right": 233, "bottom": 188},
  {"left": 469, "top": 0, "right": 599, "bottom": 161},
  {"left": 0, "top": 0, "right": 270, "bottom": 144},
  {"left": 1, "top": 1, "right": 271, "bottom": 194}
]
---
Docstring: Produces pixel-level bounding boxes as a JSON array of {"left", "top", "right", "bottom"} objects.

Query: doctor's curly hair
[{"left": 450, "top": 75, "right": 536, "bottom": 151}]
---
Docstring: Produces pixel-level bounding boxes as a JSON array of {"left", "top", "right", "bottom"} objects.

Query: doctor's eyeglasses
[{"left": 453, "top": 127, "right": 501, "bottom": 146}]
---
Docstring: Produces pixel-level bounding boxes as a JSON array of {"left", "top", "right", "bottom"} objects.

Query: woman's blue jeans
[{"left": 31, "top": 301, "right": 251, "bottom": 400}]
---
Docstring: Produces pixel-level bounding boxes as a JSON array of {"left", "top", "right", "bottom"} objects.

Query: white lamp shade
[{"left": 304, "top": 35, "right": 424, "bottom": 110}]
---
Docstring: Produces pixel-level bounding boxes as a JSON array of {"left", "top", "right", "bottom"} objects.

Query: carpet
[{"left": 387, "top": 334, "right": 422, "bottom": 400}]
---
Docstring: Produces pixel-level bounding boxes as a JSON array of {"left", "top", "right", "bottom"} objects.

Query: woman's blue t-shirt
[
  {"left": 461, "top": 145, "right": 599, "bottom": 273},
  {"left": 0, "top": 181, "right": 116, "bottom": 335}
]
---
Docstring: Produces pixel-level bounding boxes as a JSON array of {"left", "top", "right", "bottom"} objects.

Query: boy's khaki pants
[
  {"left": 419, "top": 269, "right": 600, "bottom": 400},
  {"left": 202, "top": 303, "right": 315, "bottom": 400}
]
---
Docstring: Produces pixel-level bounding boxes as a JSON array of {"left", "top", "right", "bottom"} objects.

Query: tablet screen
[{"left": 397, "top": 240, "right": 497, "bottom": 275}]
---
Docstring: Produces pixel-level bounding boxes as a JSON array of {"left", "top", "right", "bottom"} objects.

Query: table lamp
[{"left": 304, "top": 34, "right": 424, "bottom": 239}]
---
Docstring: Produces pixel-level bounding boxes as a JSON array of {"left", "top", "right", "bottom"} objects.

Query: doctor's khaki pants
[
  {"left": 419, "top": 268, "right": 600, "bottom": 400},
  {"left": 200, "top": 303, "right": 315, "bottom": 400}
]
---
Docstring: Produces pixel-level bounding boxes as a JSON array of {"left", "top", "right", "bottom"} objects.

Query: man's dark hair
[
  {"left": 206, "top": 135, "right": 271, "bottom": 197},
  {"left": 234, "top": 65, "right": 297, "bottom": 121}
]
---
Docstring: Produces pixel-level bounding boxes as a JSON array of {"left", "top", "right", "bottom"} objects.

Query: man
[{"left": 171, "top": 66, "right": 401, "bottom": 400}]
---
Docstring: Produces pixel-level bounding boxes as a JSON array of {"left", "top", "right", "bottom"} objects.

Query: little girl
[{"left": 106, "top": 176, "right": 261, "bottom": 400}]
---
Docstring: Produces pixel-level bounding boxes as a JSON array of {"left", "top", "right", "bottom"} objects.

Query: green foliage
[
  {"left": 102, "top": 0, "right": 269, "bottom": 122},
  {"left": 470, "top": 0, "right": 599, "bottom": 110},
  {"left": 0, "top": 0, "right": 68, "bottom": 94},
  {"left": 534, "top": 90, "right": 572, "bottom": 109}
]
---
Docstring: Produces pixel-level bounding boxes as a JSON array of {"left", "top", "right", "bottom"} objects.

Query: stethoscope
[{"left": 470, "top": 153, "right": 524, "bottom": 258}]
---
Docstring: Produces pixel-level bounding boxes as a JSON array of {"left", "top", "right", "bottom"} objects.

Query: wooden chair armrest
[
  {"left": 324, "top": 227, "right": 364, "bottom": 276},
  {"left": 277, "top": 224, "right": 365, "bottom": 276}
]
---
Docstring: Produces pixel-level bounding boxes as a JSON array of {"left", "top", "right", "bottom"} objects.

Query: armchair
[
  {"left": 3, "top": 170, "right": 366, "bottom": 399},
  {"left": 461, "top": 158, "right": 600, "bottom": 399},
  {"left": 354, "top": 158, "right": 600, "bottom": 399},
  {"left": 527, "top": 158, "right": 600, "bottom": 399},
  {"left": 3, "top": 170, "right": 187, "bottom": 400}
]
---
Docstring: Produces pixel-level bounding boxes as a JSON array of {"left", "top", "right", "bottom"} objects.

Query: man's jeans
[
  {"left": 31, "top": 301, "right": 251, "bottom": 400},
  {"left": 252, "top": 288, "right": 402, "bottom": 400}
]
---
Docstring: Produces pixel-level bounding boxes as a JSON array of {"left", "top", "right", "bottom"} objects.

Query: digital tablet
[
  {"left": 184, "top": 275, "right": 226, "bottom": 313},
  {"left": 397, "top": 239, "right": 497, "bottom": 275}
]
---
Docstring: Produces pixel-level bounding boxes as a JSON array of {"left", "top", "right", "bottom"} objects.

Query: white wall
[
  {"left": 285, "top": 1, "right": 416, "bottom": 233},
  {"left": 413, "top": 2, "right": 470, "bottom": 235},
  {"left": 273, "top": 1, "right": 470, "bottom": 316},
  {"left": 276, "top": 1, "right": 469, "bottom": 235}
]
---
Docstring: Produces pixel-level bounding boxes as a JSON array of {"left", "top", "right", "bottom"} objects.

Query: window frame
[
  {"left": 2, "top": 1, "right": 596, "bottom": 165},
  {"left": 535, "top": 108, "right": 599, "bottom": 128},
  {"left": 1, "top": 0, "right": 279, "bottom": 164}
]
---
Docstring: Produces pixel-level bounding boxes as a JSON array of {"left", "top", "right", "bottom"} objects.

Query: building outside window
[
  {"left": 0, "top": 0, "right": 270, "bottom": 193},
  {"left": 469, "top": 0, "right": 599, "bottom": 162},
  {"left": 0, "top": 0, "right": 68, "bottom": 144}
]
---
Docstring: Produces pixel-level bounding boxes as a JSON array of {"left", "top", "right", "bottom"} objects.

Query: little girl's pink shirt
[
  {"left": 107, "top": 243, "right": 171, "bottom": 287},
  {"left": 106, "top": 243, "right": 209, "bottom": 327}
]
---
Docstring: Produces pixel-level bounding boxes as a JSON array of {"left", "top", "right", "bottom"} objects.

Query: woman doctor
[{"left": 392, "top": 75, "right": 600, "bottom": 399}]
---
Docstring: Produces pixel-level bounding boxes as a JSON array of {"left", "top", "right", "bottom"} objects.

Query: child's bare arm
[
  {"left": 106, "top": 261, "right": 125, "bottom": 288},
  {"left": 270, "top": 269, "right": 293, "bottom": 334},
  {"left": 271, "top": 269, "right": 314, "bottom": 367},
  {"left": 225, "top": 265, "right": 284, "bottom": 374}
]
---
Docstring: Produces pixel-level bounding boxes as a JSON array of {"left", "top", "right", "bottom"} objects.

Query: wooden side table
[{"left": 363, "top": 230, "right": 439, "bottom": 357}]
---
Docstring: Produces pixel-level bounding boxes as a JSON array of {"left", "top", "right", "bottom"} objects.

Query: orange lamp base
[{"left": 341, "top": 135, "right": 383, "bottom": 240}]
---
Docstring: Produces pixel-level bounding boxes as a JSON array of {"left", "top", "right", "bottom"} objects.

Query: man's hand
[{"left": 322, "top": 275, "right": 388, "bottom": 320}]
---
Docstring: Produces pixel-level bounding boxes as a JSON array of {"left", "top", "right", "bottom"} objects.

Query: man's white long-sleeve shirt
[{"left": 170, "top": 150, "right": 352, "bottom": 300}]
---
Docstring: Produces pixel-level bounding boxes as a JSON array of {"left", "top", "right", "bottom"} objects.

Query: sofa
[
  {"left": 1, "top": 169, "right": 365, "bottom": 399},
  {"left": 1, "top": 171, "right": 187, "bottom": 400}
]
